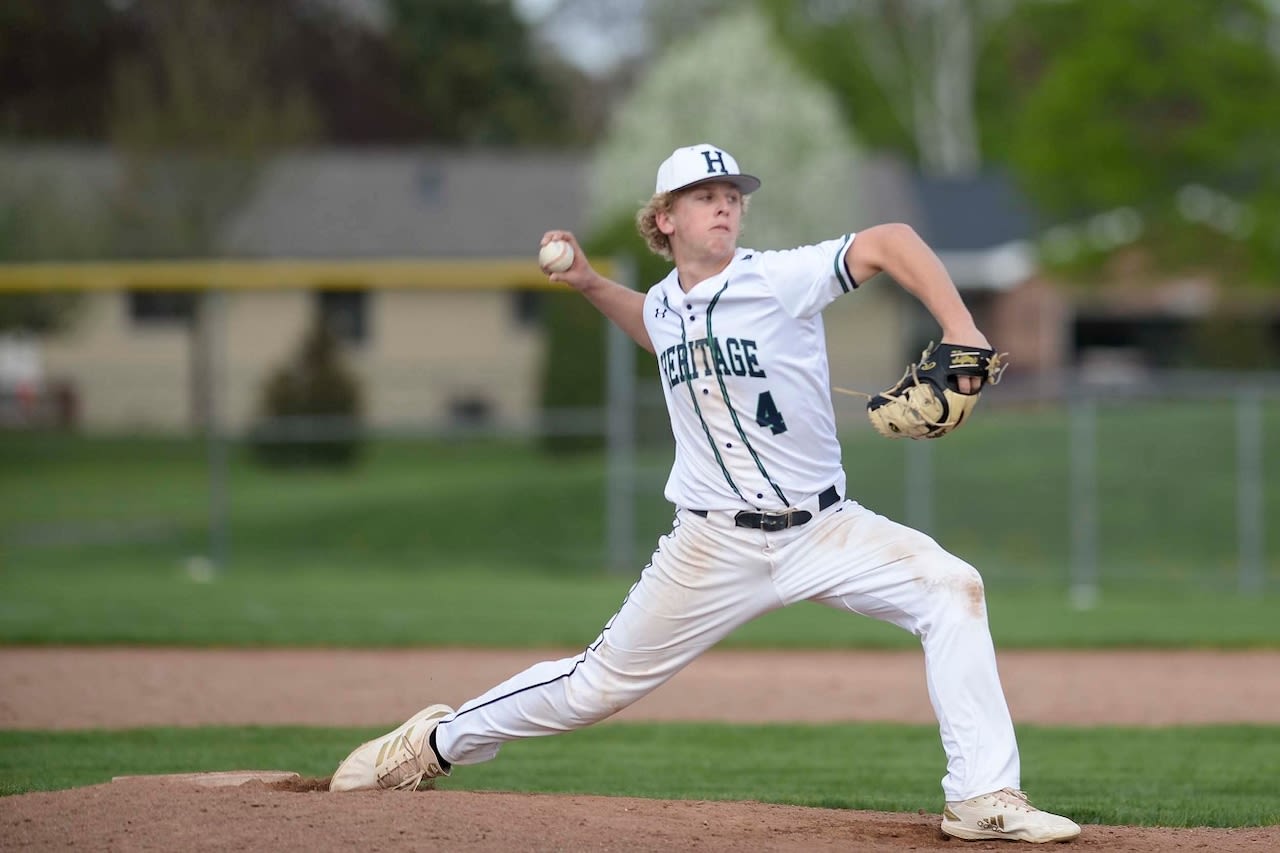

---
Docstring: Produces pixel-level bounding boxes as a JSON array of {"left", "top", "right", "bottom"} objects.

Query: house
[
  {"left": 1, "top": 146, "right": 591, "bottom": 433},
  {"left": 856, "top": 155, "right": 1070, "bottom": 386},
  {"left": 1, "top": 146, "right": 1066, "bottom": 435}
]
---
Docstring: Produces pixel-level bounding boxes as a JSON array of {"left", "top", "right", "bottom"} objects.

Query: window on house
[
  {"left": 316, "top": 290, "right": 368, "bottom": 344},
  {"left": 511, "top": 289, "right": 542, "bottom": 328},
  {"left": 418, "top": 166, "right": 444, "bottom": 201},
  {"left": 449, "top": 395, "right": 493, "bottom": 428},
  {"left": 128, "top": 290, "right": 196, "bottom": 327}
]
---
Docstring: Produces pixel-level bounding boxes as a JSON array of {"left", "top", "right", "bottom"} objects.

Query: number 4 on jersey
[{"left": 755, "top": 391, "right": 788, "bottom": 435}]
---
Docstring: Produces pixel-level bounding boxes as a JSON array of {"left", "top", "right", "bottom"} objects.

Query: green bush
[{"left": 248, "top": 319, "right": 363, "bottom": 468}]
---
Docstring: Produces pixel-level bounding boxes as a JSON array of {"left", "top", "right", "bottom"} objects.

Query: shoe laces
[
  {"left": 986, "top": 788, "right": 1036, "bottom": 812},
  {"left": 376, "top": 731, "right": 427, "bottom": 791}
]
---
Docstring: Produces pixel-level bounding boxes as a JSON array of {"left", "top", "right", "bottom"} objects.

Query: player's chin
[{"left": 706, "top": 233, "right": 737, "bottom": 255}]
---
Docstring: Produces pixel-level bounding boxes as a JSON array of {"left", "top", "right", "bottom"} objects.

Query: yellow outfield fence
[{"left": 0, "top": 257, "right": 614, "bottom": 292}]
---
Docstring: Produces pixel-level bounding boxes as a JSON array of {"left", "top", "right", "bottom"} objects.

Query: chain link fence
[
  {"left": 620, "top": 362, "right": 1279, "bottom": 598},
  {"left": 3, "top": 344, "right": 1276, "bottom": 599}
]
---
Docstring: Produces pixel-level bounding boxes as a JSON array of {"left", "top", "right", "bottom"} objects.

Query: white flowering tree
[
  {"left": 587, "top": 6, "right": 861, "bottom": 251},
  {"left": 762, "top": 0, "right": 1015, "bottom": 179},
  {"left": 542, "top": 7, "right": 862, "bottom": 439}
]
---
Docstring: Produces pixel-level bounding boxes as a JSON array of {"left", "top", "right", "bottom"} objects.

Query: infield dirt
[{"left": 2, "top": 647, "right": 1278, "bottom": 852}]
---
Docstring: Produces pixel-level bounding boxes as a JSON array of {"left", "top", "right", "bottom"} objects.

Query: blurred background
[{"left": 1, "top": 0, "right": 1277, "bottom": 626}]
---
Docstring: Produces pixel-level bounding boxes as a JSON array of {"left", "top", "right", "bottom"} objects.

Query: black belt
[{"left": 689, "top": 486, "right": 840, "bottom": 532}]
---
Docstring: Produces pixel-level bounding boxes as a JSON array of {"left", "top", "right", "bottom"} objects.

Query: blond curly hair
[{"left": 635, "top": 191, "right": 750, "bottom": 261}]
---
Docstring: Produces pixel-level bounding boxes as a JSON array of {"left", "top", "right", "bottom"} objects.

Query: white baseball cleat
[
  {"left": 941, "top": 787, "right": 1081, "bottom": 843},
  {"left": 329, "top": 704, "right": 454, "bottom": 792}
]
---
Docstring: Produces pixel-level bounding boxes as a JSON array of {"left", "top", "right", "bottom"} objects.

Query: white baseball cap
[{"left": 654, "top": 144, "right": 761, "bottom": 195}]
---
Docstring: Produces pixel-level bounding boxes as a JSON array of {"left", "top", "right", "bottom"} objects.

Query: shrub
[{"left": 248, "top": 319, "right": 363, "bottom": 468}]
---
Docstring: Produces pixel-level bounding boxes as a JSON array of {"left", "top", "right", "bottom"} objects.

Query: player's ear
[{"left": 655, "top": 209, "right": 675, "bottom": 236}]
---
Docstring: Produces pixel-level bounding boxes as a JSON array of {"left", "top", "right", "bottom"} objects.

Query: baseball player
[{"left": 330, "top": 143, "right": 1080, "bottom": 844}]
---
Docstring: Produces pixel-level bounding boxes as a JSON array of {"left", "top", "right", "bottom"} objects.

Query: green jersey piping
[
  {"left": 672, "top": 294, "right": 747, "bottom": 503},
  {"left": 706, "top": 282, "right": 789, "bottom": 507},
  {"left": 834, "top": 233, "right": 857, "bottom": 293}
]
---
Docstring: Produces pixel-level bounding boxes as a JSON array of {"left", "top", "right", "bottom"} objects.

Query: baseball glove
[{"left": 865, "top": 342, "right": 1007, "bottom": 439}]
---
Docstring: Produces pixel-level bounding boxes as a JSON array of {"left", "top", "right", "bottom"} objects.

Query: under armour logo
[{"left": 701, "top": 149, "right": 728, "bottom": 175}]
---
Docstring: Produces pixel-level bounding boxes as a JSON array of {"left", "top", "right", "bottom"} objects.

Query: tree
[
  {"left": 588, "top": 6, "right": 861, "bottom": 248},
  {"left": 386, "top": 0, "right": 579, "bottom": 144},
  {"left": 0, "top": 0, "right": 132, "bottom": 140},
  {"left": 521, "top": 0, "right": 738, "bottom": 77},
  {"left": 97, "top": 0, "right": 321, "bottom": 434},
  {"left": 540, "top": 6, "right": 862, "bottom": 452},
  {"left": 0, "top": 0, "right": 588, "bottom": 146},
  {"left": 760, "top": 0, "right": 1280, "bottom": 285},
  {"left": 762, "top": 0, "right": 1016, "bottom": 177},
  {"left": 105, "top": 0, "right": 317, "bottom": 258},
  {"left": 992, "top": 0, "right": 1280, "bottom": 284}
]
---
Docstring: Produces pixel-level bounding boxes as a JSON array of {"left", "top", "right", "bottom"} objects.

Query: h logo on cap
[
  {"left": 701, "top": 149, "right": 728, "bottom": 176},
  {"left": 654, "top": 143, "right": 761, "bottom": 195}
]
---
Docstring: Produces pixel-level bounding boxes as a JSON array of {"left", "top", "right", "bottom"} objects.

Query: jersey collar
[{"left": 669, "top": 248, "right": 752, "bottom": 297}]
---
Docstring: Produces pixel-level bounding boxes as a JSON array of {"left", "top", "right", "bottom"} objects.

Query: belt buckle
[
  {"left": 763, "top": 510, "right": 808, "bottom": 532},
  {"left": 732, "top": 507, "right": 816, "bottom": 531},
  {"left": 759, "top": 513, "right": 786, "bottom": 532}
]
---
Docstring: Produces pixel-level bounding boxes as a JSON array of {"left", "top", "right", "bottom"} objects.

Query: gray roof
[
  {"left": 0, "top": 144, "right": 590, "bottom": 260},
  {"left": 854, "top": 154, "right": 1040, "bottom": 290},
  {"left": 857, "top": 154, "right": 1038, "bottom": 251},
  {"left": 1, "top": 144, "right": 1037, "bottom": 267},
  {"left": 220, "top": 148, "right": 589, "bottom": 258},
  {"left": 909, "top": 170, "right": 1037, "bottom": 251}
]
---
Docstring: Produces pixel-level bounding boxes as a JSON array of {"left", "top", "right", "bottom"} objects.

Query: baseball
[{"left": 539, "top": 240, "right": 574, "bottom": 273}]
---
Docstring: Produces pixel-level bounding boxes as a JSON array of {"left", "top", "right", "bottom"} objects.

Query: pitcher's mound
[{"left": 112, "top": 770, "right": 300, "bottom": 787}]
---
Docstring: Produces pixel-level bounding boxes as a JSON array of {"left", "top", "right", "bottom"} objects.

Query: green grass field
[
  {"left": 2, "top": 725, "right": 1277, "bottom": 827},
  {"left": 1, "top": 564, "right": 1277, "bottom": 648},
  {"left": 2, "top": 405, "right": 1278, "bottom": 825},
  {"left": 2, "top": 403, "right": 1277, "bottom": 647},
  {"left": 2, "top": 400, "right": 1277, "bottom": 589}
]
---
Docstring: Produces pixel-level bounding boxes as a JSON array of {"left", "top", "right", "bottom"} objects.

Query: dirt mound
[
  {"left": 270, "top": 775, "right": 332, "bottom": 793},
  {"left": 3, "top": 781, "right": 1278, "bottom": 852}
]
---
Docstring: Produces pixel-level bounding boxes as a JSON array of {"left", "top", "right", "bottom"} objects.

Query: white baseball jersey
[{"left": 642, "top": 237, "right": 858, "bottom": 512}]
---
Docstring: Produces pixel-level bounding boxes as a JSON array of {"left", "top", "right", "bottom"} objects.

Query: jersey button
[{"left": 756, "top": 493, "right": 764, "bottom": 499}]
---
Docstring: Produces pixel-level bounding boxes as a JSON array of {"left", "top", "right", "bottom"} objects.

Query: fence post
[
  {"left": 1068, "top": 391, "right": 1098, "bottom": 608},
  {"left": 197, "top": 287, "right": 230, "bottom": 574},
  {"left": 1236, "top": 387, "right": 1264, "bottom": 595},
  {"left": 905, "top": 439, "right": 934, "bottom": 534}
]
